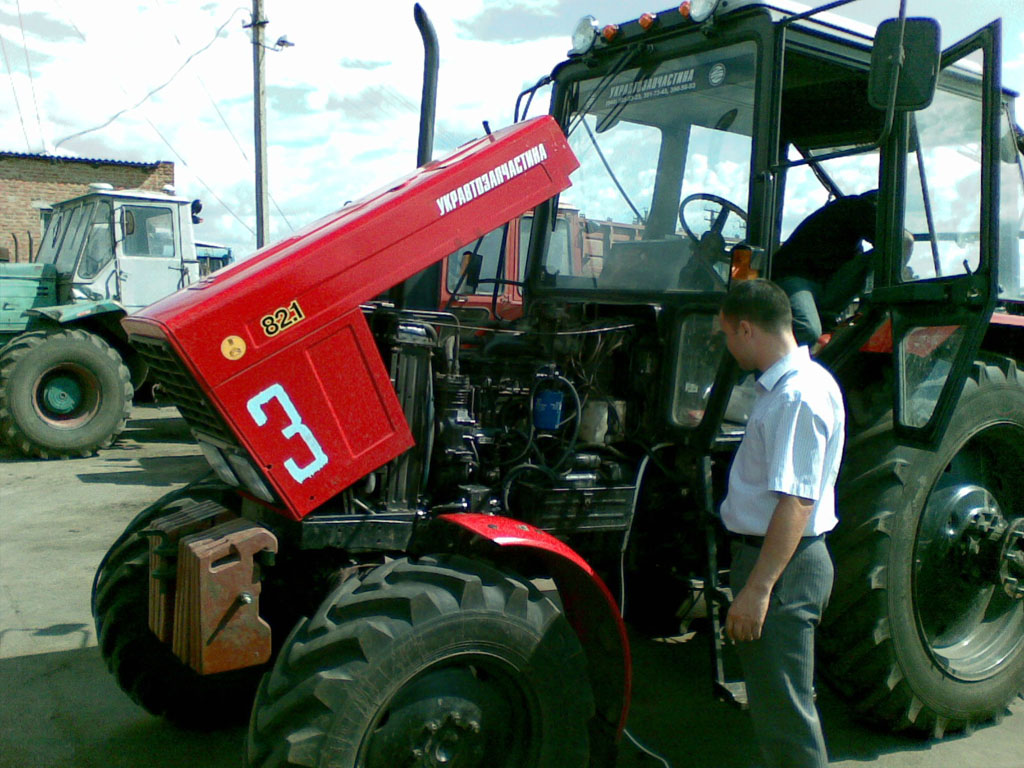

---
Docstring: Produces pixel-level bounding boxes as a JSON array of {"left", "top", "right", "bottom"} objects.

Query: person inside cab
[{"left": 771, "top": 190, "right": 878, "bottom": 347}]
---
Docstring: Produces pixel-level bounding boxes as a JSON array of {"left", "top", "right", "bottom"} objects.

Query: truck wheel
[
  {"left": 246, "top": 555, "right": 594, "bottom": 768},
  {"left": 91, "top": 479, "right": 262, "bottom": 728},
  {"left": 0, "top": 329, "right": 132, "bottom": 458},
  {"left": 820, "top": 357, "right": 1024, "bottom": 736}
]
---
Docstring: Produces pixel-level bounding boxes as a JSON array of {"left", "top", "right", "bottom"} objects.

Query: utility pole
[{"left": 248, "top": 0, "right": 270, "bottom": 248}]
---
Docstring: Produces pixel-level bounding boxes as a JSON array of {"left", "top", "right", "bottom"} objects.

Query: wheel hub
[
  {"left": 411, "top": 709, "right": 484, "bottom": 766},
  {"left": 42, "top": 375, "right": 83, "bottom": 415},
  {"left": 997, "top": 518, "right": 1024, "bottom": 600},
  {"left": 915, "top": 479, "right": 1024, "bottom": 680},
  {"left": 937, "top": 484, "right": 1023, "bottom": 598},
  {"left": 365, "top": 666, "right": 524, "bottom": 768}
]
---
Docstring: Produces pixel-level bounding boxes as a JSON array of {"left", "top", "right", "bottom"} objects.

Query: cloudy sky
[{"left": 2, "top": 0, "right": 1021, "bottom": 258}]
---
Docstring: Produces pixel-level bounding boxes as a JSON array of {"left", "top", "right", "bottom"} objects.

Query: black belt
[
  {"left": 731, "top": 533, "right": 825, "bottom": 549},
  {"left": 733, "top": 534, "right": 766, "bottom": 548}
]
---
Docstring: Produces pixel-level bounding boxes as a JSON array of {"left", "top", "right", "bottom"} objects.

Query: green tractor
[{"left": 0, "top": 185, "right": 211, "bottom": 458}]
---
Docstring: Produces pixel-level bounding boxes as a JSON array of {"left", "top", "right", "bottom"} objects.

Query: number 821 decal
[
  {"left": 247, "top": 383, "right": 328, "bottom": 484},
  {"left": 261, "top": 299, "right": 305, "bottom": 337}
]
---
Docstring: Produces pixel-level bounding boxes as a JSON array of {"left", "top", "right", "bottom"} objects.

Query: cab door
[
  {"left": 115, "top": 201, "right": 186, "bottom": 312},
  {"left": 872, "top": 22, "right": 1001, "bottom": 445}
]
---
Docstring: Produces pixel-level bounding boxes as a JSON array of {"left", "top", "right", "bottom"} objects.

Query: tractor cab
[
  {"left": 34, "top": 186, "right": 200, "bottom": 312},
  {"left": 522, "top": 0, "right": 1019, "bottom": 447}
]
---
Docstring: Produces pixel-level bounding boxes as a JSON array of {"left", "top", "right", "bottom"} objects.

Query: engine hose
[
  {"left": 624, "top": 728, "right": 674, "bottom": 768},
  {"left": 619, "top": 444, "right": 676, "bottom": 768},
  {"left": 500, "top": 462, "right": 557, "bottom": 514}
]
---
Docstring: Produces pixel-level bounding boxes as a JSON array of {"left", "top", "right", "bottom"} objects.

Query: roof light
[
  {"left": 639, "top": 12, "right": 657, "bottom": 30},
  {"left": 688, "top": 0, "right": 721, "bottom": 22},
  {"left": 569, "top": 15, "right": 599, "bottom": 55},
  {"left": 601, "top": 24, "right": 619, "bottom": 42}
]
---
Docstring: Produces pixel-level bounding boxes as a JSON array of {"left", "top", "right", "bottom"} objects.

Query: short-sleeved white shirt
[{"left": 720, "top": 346, "right": 845, "bottom": 537}]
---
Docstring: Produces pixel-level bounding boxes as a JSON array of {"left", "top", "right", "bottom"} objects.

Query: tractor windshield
[
  {"left": 541, "top": 42, "right": 757, "bottom": 294},
  {"left": 36, "top": 200, "right": 96, "bottom": 274}
]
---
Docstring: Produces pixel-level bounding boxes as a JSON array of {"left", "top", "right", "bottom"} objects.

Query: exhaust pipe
[
  {"left": 395, "top": 4, "right": 442, "bottom": 310},
  {"left": 415, "top": 3, "right": 438, "bottom": 168}
]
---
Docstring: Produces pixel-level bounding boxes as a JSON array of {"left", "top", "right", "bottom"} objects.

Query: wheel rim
[
  {"left": 32, "top": 363, "right": 101, "bottom": 427},
  {"left": 913, "top": 423, "right": 1024, "bottom": 682},
  {"left": 361, "top": 656, "right": 538, "bottom": 768}
]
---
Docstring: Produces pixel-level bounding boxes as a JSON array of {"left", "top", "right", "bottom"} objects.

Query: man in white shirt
[{"left": 718, "top": 279, "right": 845, "bottom": 768}]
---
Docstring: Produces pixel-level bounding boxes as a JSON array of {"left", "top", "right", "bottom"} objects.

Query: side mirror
[
  {"left": 120, "top": 208, "right": 135, "bottom": 238},
  {"left": 869, "top": 18, "right": 941, "bottom": 112},
  {"left": 462, "top": 252, "right": 482, "bottom": 292},
  {"left": 453, "top": 250, "right": 483, "bottom": 293}
]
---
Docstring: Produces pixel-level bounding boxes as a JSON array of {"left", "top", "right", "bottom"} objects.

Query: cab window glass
[
  {"left": 779, "top": 149, "right": 879, "bottom": 241},
  {"left": 123, "top": 206, "right": 175, "bottom": 257},
  {"left": 998, "top": 109, "right": 1023, "bottom": 301},
  {"left": 77, "top": 202, "right": 114, "bottom": 279},
  {"left": 446, "top": 227, "right": 506, "bottom": 295},
  {"left": 54, "top": 203, "right": 93, "bottom": 273},
  {"left": 520, "top": 216, "right": 572, "bottom": 282},
  {"left": 553, "top": 42, "right": 757, "bottom": 294},
  {"left": 902, "top": 82, "right": 982, "bottom": 282},
  {"left": 37, "top": 208, "right": 70, "bottom": 265}
]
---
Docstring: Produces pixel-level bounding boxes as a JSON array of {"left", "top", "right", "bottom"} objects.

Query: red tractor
[{"left": 94, "top": 2, "right": 1023, "bottom": 766}]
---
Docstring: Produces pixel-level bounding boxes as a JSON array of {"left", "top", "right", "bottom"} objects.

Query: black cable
[{"left": 53, "top": 8, "right": 246, "bottom": 150}]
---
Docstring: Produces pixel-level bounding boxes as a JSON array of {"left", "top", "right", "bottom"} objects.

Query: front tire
[
  {"left": 821, "top": 357, "right": 1024, "bottom": 736},
  {"left": 0, "top": 329, "right": 132, "bottom": 458},
  {"left": 247, "top": 555, "right": 594, "bottom": 768}
]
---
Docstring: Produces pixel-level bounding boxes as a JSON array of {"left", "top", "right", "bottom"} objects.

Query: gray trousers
[{"left": 730, "top": 537, "right": 834, "bottom": 768}]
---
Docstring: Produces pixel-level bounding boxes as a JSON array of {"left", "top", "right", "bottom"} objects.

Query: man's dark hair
[{"left": 720, "top": 279, "right": 793, "bottom": 334}]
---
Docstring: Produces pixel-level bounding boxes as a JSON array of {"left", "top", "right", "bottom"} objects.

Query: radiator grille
[{"left": 131, "top": 335, "right": 235, "bottom": 443}]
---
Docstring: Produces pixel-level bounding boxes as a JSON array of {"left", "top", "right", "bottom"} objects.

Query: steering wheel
[
  {"left": 678, "top": 193, "right": 748, "bottom": 289},
  {"left": 678, "top": 193, "right": 747, "bottom": 245}
]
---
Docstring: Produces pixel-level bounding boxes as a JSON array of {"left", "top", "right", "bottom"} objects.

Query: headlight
[
  {"left": 227, "top": 453, "right": 277, "bottom": 503},
  {"left": 570, "top": 15, "right": 599, "bottom": 55},
  {"left": 681, "top": 0, "right": 721, "bottom": 23},
  {"left": 198, "top": 441, "right": 239, "bottom": 487}
]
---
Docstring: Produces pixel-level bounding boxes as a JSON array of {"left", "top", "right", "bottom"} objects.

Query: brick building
[{"left": 0, "top": 152, "right": 174, "bottom": 262}]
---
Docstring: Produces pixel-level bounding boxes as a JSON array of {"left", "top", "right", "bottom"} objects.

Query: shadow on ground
[
  {"left": 74, "top": 454, "right": 209, "bottom": 487},
  {"left": 2, "top": 630, "right": 1011, "bottom": 768},
  {"left": 618, "top": 631, "right": 1009, "bottom": 767},
  {"left": 0, "top": 647, "right": 244, "bottom": 768}
]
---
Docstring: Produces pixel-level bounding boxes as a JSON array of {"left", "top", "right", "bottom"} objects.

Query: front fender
[
  {"left": 26, "top": 299, "right": 125, "bottom": 325},
  {"left": 437, "top": 513, "right": 631, "bottom": 742}
]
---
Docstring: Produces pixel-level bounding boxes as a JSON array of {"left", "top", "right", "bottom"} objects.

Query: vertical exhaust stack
[
  {"left": 396, "top": 3, "right": 443, "bottom": 310},
  {"left": 415, "top": 3, "right": 438, "bottom": 169}
]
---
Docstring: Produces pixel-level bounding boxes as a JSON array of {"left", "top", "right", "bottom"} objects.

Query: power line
[
  {"left": 0, "top": 33, "right": 32, "bottom": 151},
  {"left": 152, "top": 0, "right": 294, "bottom": 232},
  {"left": 15, "top": 0, "right": 46, "bottom": 150},
  {"left": 139, "top": 114, "right": 256, "bottom": 236},
  {"left": 48, "top": 0, "right": 253, "bottom": 236},
  {"left": 53, "top": 7, "right": 245, "bottom": 150}
]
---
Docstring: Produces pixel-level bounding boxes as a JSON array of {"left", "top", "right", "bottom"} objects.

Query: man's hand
[
  {"left": 726, "top": 582, "right": 771, "bottom": 643},
  {"left": 726, "top": 494, "right": 815, "bottom": 643}
]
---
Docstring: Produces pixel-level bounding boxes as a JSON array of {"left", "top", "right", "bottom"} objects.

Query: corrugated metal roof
[{"left": 0, "top": 151, "right": 170, "bottom": 168}]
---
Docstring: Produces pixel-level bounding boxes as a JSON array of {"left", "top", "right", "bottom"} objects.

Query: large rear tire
[
  {"left": 246, "top": 555, "right": 594, "bottom": 768},
  {"left": 821, "top": 357, "right": 1024, "bottom": 736},
  {"left": 91, "top": 478, "right": 265, "bottom": 728},
  {"left": 0, "top": 329, "right": 132, "bottom": 458}
]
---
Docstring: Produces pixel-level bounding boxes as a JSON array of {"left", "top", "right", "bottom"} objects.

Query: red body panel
[{"left": 124, "top": 117, "right": 579, "bottom": 520}]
